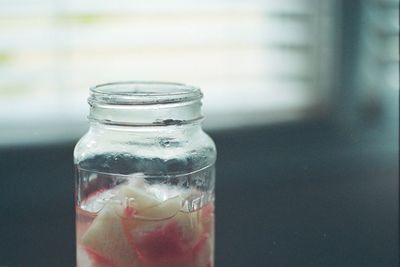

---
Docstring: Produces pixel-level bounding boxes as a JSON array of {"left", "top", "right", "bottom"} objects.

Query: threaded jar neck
[{"left": 88, "top": 81, "right": 204, "bottom": 126}]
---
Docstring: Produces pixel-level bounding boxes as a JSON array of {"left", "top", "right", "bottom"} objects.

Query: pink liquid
[{"left": 76, "top": 198, "right": 214, "bottom": 267}]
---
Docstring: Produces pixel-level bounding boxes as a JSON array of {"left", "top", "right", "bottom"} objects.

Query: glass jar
[{"left": 74, "top": 82, "right": 217, "bottom": 267}]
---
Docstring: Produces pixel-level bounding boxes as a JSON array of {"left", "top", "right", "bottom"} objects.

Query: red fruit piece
[
  {"left": 85, "top": 246, "right": 117, "bottom": 267},
  {"left": 201, "top": 203, "right": 214, "bottom": 219},
  {"left": 124, "top": 206, "right": 137, "bottom": 218},
  {"left": 138, "top": 221, "right": 187, "bottom": 261},
  {"left": 192, "top": 234, "right": 208, "bottom": 257},
  {"left": 135, "top": 221, "right": 211, "bottom": 267},
  {"left": 81, "top": 203, "right": 141, "bottom": 267}
]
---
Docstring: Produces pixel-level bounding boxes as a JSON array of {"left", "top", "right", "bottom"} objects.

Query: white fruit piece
[
  {"left": 81, "top": 202, "right": 140, "bottom": 267},
  {"left": 117, "top": 186, "right": 164, "bottom": 214},
  {"left": 81, "top": 178, "right": 212, "bottom": 267},
  {"left": 121, "top": 194, "right": 183, "bottom": 244},
  {"left": 137, "top": 195, "right": 182, "bottom": 220}
]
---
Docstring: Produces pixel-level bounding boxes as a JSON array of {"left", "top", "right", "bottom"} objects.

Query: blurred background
[{"left": 0, "top": 0, "right": 398, "bottom": 266}]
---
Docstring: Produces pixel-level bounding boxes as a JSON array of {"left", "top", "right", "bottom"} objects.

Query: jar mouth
[
  {"left": 88, "top": 81, "right": 204, "bottom": 126},
  {"left": 89, "top": 81, "right": 203, "bottom": 106}
]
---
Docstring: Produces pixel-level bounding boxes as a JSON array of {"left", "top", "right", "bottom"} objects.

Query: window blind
[
  {"left": 357, "top": 0, "right": 399, "bottom": 92},
  {"left": 0, "top": 0, "right": 337, "bottom": 144}
]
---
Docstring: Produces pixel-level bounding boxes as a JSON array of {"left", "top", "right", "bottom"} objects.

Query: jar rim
[{"left": 89, "top": 81, "right": 203, "bottom": 106}]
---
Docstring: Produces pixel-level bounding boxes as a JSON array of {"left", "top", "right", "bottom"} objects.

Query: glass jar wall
[{"left": 74, "top": 82, "right": 217, "bottom": 267}]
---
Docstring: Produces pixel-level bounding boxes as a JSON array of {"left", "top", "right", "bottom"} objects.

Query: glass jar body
[{"left": 74, "top": 122, "right": 216, "bottom": 267}]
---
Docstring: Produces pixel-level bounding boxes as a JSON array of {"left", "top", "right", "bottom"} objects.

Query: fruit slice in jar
[
  {"left": 124, "top": 203, "right": 210, "bottom": 267},
  {"left": 130, "top": 223, "right": 210, "bottom": 267},
  {"left": 116, "top": 185, "right": 183, "bottom": 230},
  {"left": 81, "top": 182, "right": 212, "bottom": 267},
  {"left": 120, "top": 196, "right": 183, "bottom": 256},
  {"left": 81, "top": 183, "right": 182, "bottom": 266},
  {"left": 192, "top": 232, "right": 212, "bottom": 267},
  {"left": 81, "top": 201, "right": 140, "bottom": 267}
]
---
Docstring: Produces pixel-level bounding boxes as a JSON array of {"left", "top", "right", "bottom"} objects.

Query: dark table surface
[{"left": 0, "top": 120, "right": 398, "bottom": 267}]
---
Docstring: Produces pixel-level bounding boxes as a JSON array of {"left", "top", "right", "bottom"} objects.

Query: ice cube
[{"left": 81, "top": 190, "right": 117, "bottom": 213}]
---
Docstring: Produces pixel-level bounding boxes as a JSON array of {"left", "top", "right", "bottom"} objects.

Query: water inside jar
[{"left": 75, "top": 166, "right": 214, "bottom": 267}]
